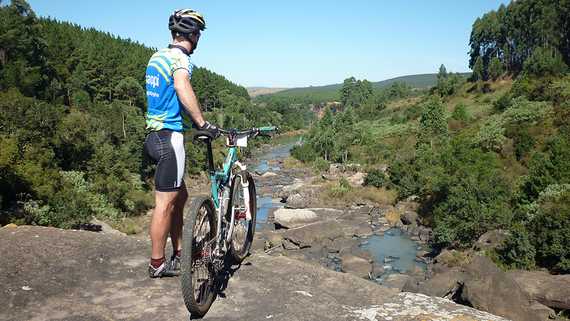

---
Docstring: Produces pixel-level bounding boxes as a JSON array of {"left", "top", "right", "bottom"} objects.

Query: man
[{"left": 144, "top": 8, "right": 219, "bottom": 278}]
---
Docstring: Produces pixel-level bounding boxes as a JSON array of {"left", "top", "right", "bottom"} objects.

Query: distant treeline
[
  {"left": 0, "top": 0, "right": 311, "bottom": 228},
  {"left": 469, "top": 0, "right": 570, "bottom": 80}
]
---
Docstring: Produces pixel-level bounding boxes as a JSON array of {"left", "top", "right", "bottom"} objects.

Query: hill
[
  {"left": 264, "top": 73, "right": 471, "bottom": 101},
  {"left": 247, "top": 87, "right": 288, "bottom": 97}
]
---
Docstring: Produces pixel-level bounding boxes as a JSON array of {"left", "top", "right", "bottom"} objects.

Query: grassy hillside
[{"left": 266, "top": 73, "right": 471, "bottom": 102}]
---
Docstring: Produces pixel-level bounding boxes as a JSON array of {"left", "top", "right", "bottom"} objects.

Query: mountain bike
[{"left": 181, "top": 126, "right": 276, "bottom": 317}]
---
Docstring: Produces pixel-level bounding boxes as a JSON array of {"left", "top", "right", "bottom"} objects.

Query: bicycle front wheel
[
  {"left": 228, "top": 171, "right": 257, "bottom": 263},
  {"left": 181, "top": 196, "right": 217, "bottom": 317}
]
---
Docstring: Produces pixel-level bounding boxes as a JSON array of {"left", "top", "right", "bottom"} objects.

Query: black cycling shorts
[{"left": 143, "top": 129, "right": 185, "bottom": 192}]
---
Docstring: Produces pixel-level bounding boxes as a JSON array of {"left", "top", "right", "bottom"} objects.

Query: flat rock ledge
[
  {"left": 345, "top": 292, "right": 510, "bottom": 321},
  {"left": 1, "top": 225, "right": 508, "bottom": 321}
]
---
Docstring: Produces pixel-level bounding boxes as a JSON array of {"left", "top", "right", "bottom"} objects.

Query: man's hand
[{"left": 200, "top": 121, "right": 220, "bottom": 138}]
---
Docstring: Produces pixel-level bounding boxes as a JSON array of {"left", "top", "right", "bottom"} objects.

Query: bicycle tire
[
  {"left": 228, "top": 170, "right": 257, "bottom": 263},
  {"left": 181, "top": 196, "right": 218, "bottom": 317}
]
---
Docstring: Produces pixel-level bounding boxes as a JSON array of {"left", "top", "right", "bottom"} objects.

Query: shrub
[
  {"left": 364, "top": 169, "right": 388, "bottom": 188},
  {"left": 475, "top": 115, "right": 506, "bottom": 152},
  {"left": 522, "top": 47, "right": 568, "bottom": 78},
  {"left": 291, "top": 143, "right": 318, "bottom": 163},
  {"left": 493, "top": 92, "right": 512, "bottom": 112},
  {"left": 529, "top": 188, "right": 570, "bottom": 272},
  {"left": 499, "top": 224, "right": 536, "bottom": 269},
  {"left": 503, "top": 97, "right": 552, "bottom": 125},
  {"left": 451, "top": 103, "right": 470, "bottom": 122},
  {"left": 329, "top": 178, "right": 352, "bottom": 198},
  {"left": 311, "top": 157, "right": 329, "bottom": 172}
]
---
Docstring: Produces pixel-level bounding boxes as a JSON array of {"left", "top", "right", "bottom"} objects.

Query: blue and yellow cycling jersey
[{"left": 145, "top": 47, "right": 195, "bottom": 132}]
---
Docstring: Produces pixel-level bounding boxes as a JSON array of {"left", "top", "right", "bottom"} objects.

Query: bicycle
[{"left": 181, "top": 126, "right": 276, "bottom": 317}]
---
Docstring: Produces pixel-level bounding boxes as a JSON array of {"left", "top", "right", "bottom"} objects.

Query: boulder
[
  {"left": 461, "top": 255, "right": 548, "bottom": 321},
  {"left": 507, "top": 270, "right": 570, "bottom": 310},
  {"left": 274, "top": 208, "right": 318, "bottom": 229},
  {"left": 284, "top": 193, "right": 309, "bottom": 209},
  {"left": 261, "top": 171, "right": 277, "bottom": 178},
  {"left": 395, "top": 200, "right": 420, "bottom": 212},
  {"left": 282, "top": 220, "right": 344, "bottom": 248},
  {"left": 473, "top": 229, "right": 509, "bottom": 251},
  {"left": 382, "top": 274, "right": 411, "bottom": 291},
  {"left": 340, "top": 254, "right": 371, "bottom": 279},
  {"left": 415, "top": 270, "right": 466, "bottom": 299},
  {"left": 346, "top": 172, "right": 365, "bottom": 187},
  {"left": 400, "top": 210, "right": 419, "bottom": 225},
  {"left": 417, "top": 226, "right": 433, "bottom": 242}
]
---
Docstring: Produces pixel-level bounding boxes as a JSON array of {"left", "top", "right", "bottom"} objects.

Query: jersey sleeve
[{"left": 170, "top": 50, "right": 192, "bottom": 75}]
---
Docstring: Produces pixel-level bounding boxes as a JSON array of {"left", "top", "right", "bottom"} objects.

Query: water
[
  {"left": 250, "top": 140, "right": 427, "bottom": 279},
  {"left": 256, "top": 196, "right": 281, "bottom": 229},
  {"left": 360, "top": 228, "right": 426, "bottom": 279}
]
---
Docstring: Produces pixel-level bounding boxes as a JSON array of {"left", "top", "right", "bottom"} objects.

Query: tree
[
  {"left": 488, "top": 56, "right": 504, "bottom": 80},
  {"left": 114, "top": 76, "right": 144, "bottom": 107},
  {"left": 472, "top": 56, "right": 485, "bottom": 81},
  {"left": 417, "top": 97, "right": 448, "bottom": 148}
]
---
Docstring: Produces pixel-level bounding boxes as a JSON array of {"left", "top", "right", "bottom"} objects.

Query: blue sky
[{"left": 28, "top": 0, "right": 509, "bottom": 88}]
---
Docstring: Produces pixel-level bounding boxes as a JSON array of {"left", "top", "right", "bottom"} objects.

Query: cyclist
[{"left": 144, "top": 8, "right": 219, "bottom": 278}]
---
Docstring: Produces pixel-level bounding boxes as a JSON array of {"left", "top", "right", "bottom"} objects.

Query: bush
[
  {"left": 493, "top": 93, "right": 512, "bottom": 112},
  {"left": 499, "top": 224, "right": 536, "bottom": 269},
  {"left": 311, "top": 157, "right": 330, "bottom": 172},
  {"left": 522, "top": 47, "right": 568, "bottom": 78},
  {"left": 451, "top": 103, "right": 470, "bottom": 122},
  {"left": 529, "top": 188, "right": 570, "bottom": 272},
  {"left": 329, "top": 178, "right": 352, "bottom": 198},
  {"left": 507, "top": 127, "right": 535, "bottom": 160},
  {"left": 291, "top": 143, "right": 318, "bottom": 163},
  {"left": 475, "top": 115, "right": 506, "bottom": 152},
  {"left": 364, "top": 169, "right": 388, "bottom": 188}
]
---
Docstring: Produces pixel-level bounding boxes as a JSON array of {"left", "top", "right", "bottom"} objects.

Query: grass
[
  {"left": 112, "top": 216, "right": 146, "bottom": 235},
  {"left": 319, "top": 180, "right": 398, "bottom": 207}
]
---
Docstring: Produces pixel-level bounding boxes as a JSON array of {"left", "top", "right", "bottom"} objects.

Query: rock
[
  {"left": 346, "top": 172, "right": 365, "bottom": 187},
  {"left": 382, "top": 274, "right": 410, "bottom": 291},
  {"left": 328, "top": 163, "right": 344, "bottom": 175},
  {"left": 264, "top": 233, "right": 284, "bottom": 249},
  {"left": 261, "top": 171, "right": 278, "bottom": 178},
  {"left": 345, "top": 292, "right": 510, "bottom": 321},
  {"left": 91, "top": 218, "right": 125, "bottom": 236},
  {"left": 273, "top": 208, "right": 317, "bottom": 229},
  {"left": 418, "top": 226, "right": 433, "bottom": 242},
  {"left": 370, "top": 263, "right": 384, "bottom": 279},
  {"left": 341, "top": 254, "right": 371, "bottom": 279},
  {"left": 473, "top": 229, "right": 509, "bottom": 251},
  {"left": 461, "top": 255, "right": 547, "bottom": 321},
  {"left": 284, "top": 193, "right": 309, "bottom": 209},
  {"left": 282, "top": 221, "right": 344, "bottom": 248},
  {"left": 507, "top": 270, "right": 570, "bottom": 309},
  {"left": 416, "top": 271, "right": 466, "bottom": 299},
  {"left": 400, "top": 210, "right": 419, "bottom": 225},
  {"left": 433, "top": 249, "right": 470, "bottom": 271},
  {"left": 395, "top": 201, "right": 420, "bottom": 212}
]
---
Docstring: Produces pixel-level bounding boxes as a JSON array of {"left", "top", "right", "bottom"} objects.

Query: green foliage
[
  {"left": 472, "top": 57, "right": 485, "bottom": 81},
  {"left": 329, "top": 177, "right": 352, "bottom": 198},
  {"left": 417, "top": 97, "right": 448, "bottom": 147},
  {"left": 432, "top": 140, "right": 512, "bottom": 248},
  {"left": 488, "top": 57, "right": 504, "bottom": 80},
  {"left": 493, "top": 92, "right": 512, "bottom": 112},
  {"left": 311, "top": 157, "right": 329, "bottom": 172},
  {"left": 437, "top": 65, "right": 465, "bottom": 97},
  {"left": 364, "top": 169, "right": 388, "bottom": 188},
  {"left": 475, "top": 115, "right": 506, "bottom": 152},
  {"left": 340, "top": 77, "right": 373, "bottom": 108},
  {"left": 499, "top": 224, "right": 536, "bottom": 269},
  {"left": 523, "top": 47, "right": 568, "bottom": 78},
  {"left": 290, "top": 143, "right": 318, "bottom": 163},
  {"left": 508, "top": 127, "right": 536, "bottom": 160},
  {"left": 469, "top": 1, "right": 570, "bottom": 76},
  {"left": 451, "top": 103, "right": 470, "bottom": 122}
]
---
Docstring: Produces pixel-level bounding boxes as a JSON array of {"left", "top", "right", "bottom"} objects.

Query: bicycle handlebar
[{"left": 194, "top": 126, "right": 278, "bottom": 141}]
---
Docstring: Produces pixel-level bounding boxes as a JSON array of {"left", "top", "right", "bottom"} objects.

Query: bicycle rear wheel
[
  {"left": 181, "top": 196, "right": 217, "bottom": 317},
  {"left": 228, "top": 171, "right": 257, "bottom": 263}
]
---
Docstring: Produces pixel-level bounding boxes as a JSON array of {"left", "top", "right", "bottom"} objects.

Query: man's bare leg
[
  {"left": 150, "top": 190, "right": 180, "bottom": 260},
  {"left": 170, "top": 181, "right": 188, "bottom": 255}
]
